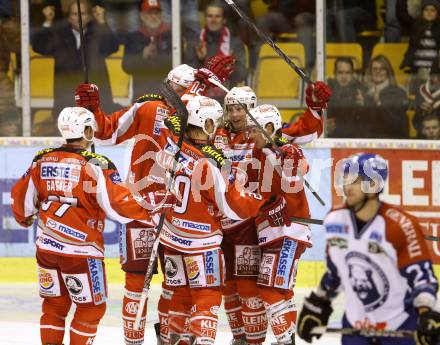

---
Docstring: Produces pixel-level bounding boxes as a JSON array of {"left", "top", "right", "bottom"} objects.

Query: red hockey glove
[
  {"left": 75, "top": 83, "right": 100, "bottom": 112},
  {"left": 260, "top": 196, "right": 291, "bottom": 228},
  {"left": 203, "top": 54, "right": 235, "bottom": 82},
  {"left": 194, "top": 68, "right": 224, "bottom": 88},
  {"left": 145, "top": 190, "right": 177, "bottom": 215},
  {"left": 305, "top": 81, "right": 332, "bottom": 112}
]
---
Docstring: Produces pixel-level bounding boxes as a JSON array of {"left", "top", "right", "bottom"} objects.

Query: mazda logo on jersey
[{"left": 65, "top": 276, "right": 83, "bottom": 295}]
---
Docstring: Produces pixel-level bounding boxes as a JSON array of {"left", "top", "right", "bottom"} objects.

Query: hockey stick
[
  {"left": 311, "top": 326, "right": 415, "bottom": 338},
  {"left": 133, "top": 82, "right": 189, "bottom": 331},
  {"left": 209, "top": 77, "right": 326, "bottom": 207},
  {"left": 222, "top": 0, "right": 311, "bottom": 84},
  {"left": 290, "top": 216, "right": 323, "bottom": 225},
  {"left": 425, "top": 234, "right": 440, "bottom": 242},
  {"left": 76, "top": 0, "right": 96, "bottom": 153}
]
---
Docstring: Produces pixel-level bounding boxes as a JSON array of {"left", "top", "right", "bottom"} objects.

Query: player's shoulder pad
[
  {"left": 164, "top": 115, "right": 182, "bottom": 135},
  {"left": 32, "top": 148, "right": 56, "bottom": 162},
  {"left": 135, "top": 93, "right": 165, "bottom": 104},
  {"left": 273, "top": 136, "right": 289, "bottom": 147},
  {"left": 200, "top": 145, "right": 228, "bottom": 169},
  {"left": 79, "top": 150, "right": 117, "bottom": 170}
]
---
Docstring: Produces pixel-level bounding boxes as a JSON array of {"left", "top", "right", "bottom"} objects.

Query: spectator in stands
[
  {"left": 184, "top": 0, "right": 247, "bottom": 95},
  {"left": 400, "top": 0, "right": 440, "bottom": 89},
  {"left": 421, "top": 113, "right": 440, "bottom": 138},
  {"left": 30, "top": 0, "right": 63, "bottom": 28},
  {"left": 414, "top": 64, "right": 440, "bottom": 134},
  {"left": 0, "top": 5, "right": 20, "bottom": 135},
  {"left": 385, "top": 0, "right": 402, "bottom": 42},
  {"left": 327, "top": 57, "right": 367, "bottom": 138},
  {"left": 103, "top": 0, "right": 141, "bottom": 42},
  {"left": 326, "top": 0, "right": 377, "bottom": 42},
  {"left": 123, "top": 0, "right": 171, "bottom": 99},
  {"left": 161, "top": 0, "right": 200, "bottom": 44},
  {"left": 397, "top": 0, "right": 422, "bottom": 36},
  {"left": 359, "top": 55, "right": 409, "bottom": 138},
  {"left": 255, "top": 0, "right": 315, "bottom": 72},
  {"left": 32, "top": 0, "right": 119, "bottom": 133},
  {"left": 0, "top": 110, "right": 20, "bottom": 136}
]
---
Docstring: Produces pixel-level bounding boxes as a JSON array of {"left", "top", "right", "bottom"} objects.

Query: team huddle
[{"left": 10, "top": 55, "right": 440, "bottom": 345}]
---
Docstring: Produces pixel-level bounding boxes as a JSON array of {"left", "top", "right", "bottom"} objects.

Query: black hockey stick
[
  {"left": 425, "top": 234, "right": 440, "bottom": 242},
  {"left": 311, "top": 326, "right": 415, "bottom": 338},
  {"left": 77, "top": 0, "right": 88, "bottom": 83},
  {"left": 76, "top": 0, "right": 96, "bottom": 153},
  {"left": 222, "top": 0, "right": 312, "bottom": 84},
  {"left": 290, "top": 216, "right": 323, "bottom": 225},
  {"left": 133, "top": 82, "right": 189, "bottom": 330},
  {"left": 209, "top": 77, "right": 326, "bottom": 207}
]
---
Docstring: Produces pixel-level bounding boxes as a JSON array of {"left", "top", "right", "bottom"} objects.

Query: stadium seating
[
  {"left": 326, "top": 43, "right": 363, "bottom": 78},
  {"left": 30, "top": 48, "right": 54, "bottom": 107},
  {"left": 253, "top": 43, "right": 305, "bottom": 108},
  {"left": 371, "top": 43, "right": 409, "bottom": 88},
  {"left": 105, "top": 45, "right": 132, "bottom": 106}
]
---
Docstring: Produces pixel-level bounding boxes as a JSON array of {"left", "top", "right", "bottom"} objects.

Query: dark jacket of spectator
[
  {"left": 31, "top": 20, "right": 119, "bottom": 116},
  {"left": 363, "top": 82, "right": 409, "bottom": 138},
  {"left": 0, "top": 17, "right": 20, "bottom": 123},
  {"left": 397, "top": 0, "right": 422, "bottom": 35},
  {"left": 184, "top": 29, "right": 247, "bottom": 87},
  {"left": 400, "top": 2, "right": 440, "bottom": 73},
  {"left": 123, "top": 25, "right": 172, "bottom": 98},
  {"left": 327, "top": 78, "right": 367, "bottom": 138}
]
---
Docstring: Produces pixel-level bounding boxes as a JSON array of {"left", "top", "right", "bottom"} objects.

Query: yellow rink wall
[{"left": 2, "top": 258, "right": 439, "bottom": 289}]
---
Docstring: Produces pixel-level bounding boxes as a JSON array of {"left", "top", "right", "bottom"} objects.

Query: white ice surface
[{"left": 0, "top": 284, "right": 342, "bottom": 345}]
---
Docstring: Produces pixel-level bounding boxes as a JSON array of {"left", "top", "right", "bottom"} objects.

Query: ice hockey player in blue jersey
[{"left": 297, "top": 152, "right": 440, "bottom": 345}]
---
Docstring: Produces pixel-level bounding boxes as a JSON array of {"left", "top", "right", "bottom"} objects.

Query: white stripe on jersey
[
  {"left": 24, "top": 177, "right": 38, "bottom": 217},
  {"left": 209, "top": 163, "right": 243, "bottom": 221},
  {"left": 94, "top": 102, "right": 143, "bottom": 146},
  {"left": 92, "top": 164, "right": 132, "bottom": 224}
]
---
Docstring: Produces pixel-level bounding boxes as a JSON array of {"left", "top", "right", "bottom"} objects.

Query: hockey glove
[
  {"left": 416, "top": 309, "right": 440, "bottom": 345},
  {"left": 305, "top": 81, "right": 332, "bottom": 112},
  {"left": 145, "top": 190, "right": 177, "bottom": 215},
  {"left": 75, "top": 83, "right": 100, "bottom": 112},
  {"left": 280, "top": 143, "right": 309, "bottom": 178},
  {"left": 203, "top": 54, "right": 235, "bottom": 82},
  {"left": 260, "top": 196, "right": 291, "bottom": 228},
  {"left": 195, "top": 68, "right": 224, "bottom": 88},
  {"left": 297, "top": 291, "right": 333, "bottom": 343}
]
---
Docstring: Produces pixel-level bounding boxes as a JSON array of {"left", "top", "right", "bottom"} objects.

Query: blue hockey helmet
[{"left": 342, "top": 153, "right": 388, "bottom": 193}]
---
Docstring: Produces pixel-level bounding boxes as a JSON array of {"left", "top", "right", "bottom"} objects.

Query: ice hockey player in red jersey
[
  {"left": 213, "top": 80, "right": 331, "bottom": 345},
  {"left": 10, "top": 107, "right": 175, "bottom": 345},
  {"left": 74, "top": 55, "right": 234, "bottom": 345},
  {"left": 157, "top": 95, "right": 291, "bottom": 345},
  {"left": 244, "top": 104, "right": 313, "bottom": 345},
  {"left": 297, "top": 153, "right": 440, "bottom": 345}
]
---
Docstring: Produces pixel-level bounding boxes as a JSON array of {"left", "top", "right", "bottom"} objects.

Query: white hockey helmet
[
  {"left": 247, "top": 104, "right": 282, "bottom": 138},
  {"left": 57, "top": 107, "right": 97, "bottom": 140},
  {"left": 167, "top": 64, "right": 196, "bottom": 88},
  {"left": 224, "top": 86, "right": 257, "bottom": 110},
  {"left": 187, "top": 96, "right": 223, "bottom": 136}
]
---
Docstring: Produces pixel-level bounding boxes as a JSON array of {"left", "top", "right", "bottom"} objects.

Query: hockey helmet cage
[
  {"left": 187, "top": 96, "right": 223, "bottom": 136},
  {"left": 247, "top": 104, "right": 282, "bottom": 137},
  {"left": 342, "top": 153, "right": 388, "bottom": 193},
  {"left": 224, "top": 86, "right": 257, "bottom": 110},
  {"left": 58, "top": 107, "right": 97, "bottom": 140},
  {"left": 167, "top": 64, "right": 196, "bottom": 88}
]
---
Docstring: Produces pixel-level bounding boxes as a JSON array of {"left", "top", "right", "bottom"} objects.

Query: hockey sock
[
  {"left": 223, "top": 280, "right": 246, "bottom": 340},
  {"left": 40, "top": 296, "right": 71, "bottom": 345},
  {"left": 259, "top": 287, "right": 296, "bottom": 344},
  {"left": 158, "top": 283, "right": 174, "bottom": 344},
  {"left": 189, "top": 288, "right": 222, "bottom": 345},
  {"left": 122, "top": 272, "right": 147, "bottom": 345},
  {"left": 236, "top": 280, "right": 268, "bottom": 344},
  {"left": 168, "top": 287, "right": 192, "bottom": 345},
  {"left": 70, "top": 303, "right": 106, "bottom": 345}
]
